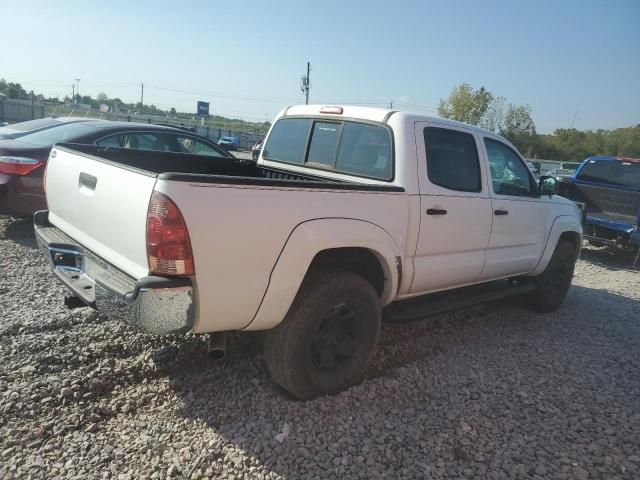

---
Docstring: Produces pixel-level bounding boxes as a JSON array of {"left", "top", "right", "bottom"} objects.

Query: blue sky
[{"left": 1, "top": 0, "right": 638, "bottom": 132}]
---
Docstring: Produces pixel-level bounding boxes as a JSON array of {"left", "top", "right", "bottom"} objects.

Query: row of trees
[
  {"left": 0, "top": 79, "right": 43, "bottom": 102},
  {"left": 437, "top": 83, "right": 639, "bottom": 161}
]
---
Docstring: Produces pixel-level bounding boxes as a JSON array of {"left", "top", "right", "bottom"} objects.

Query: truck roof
[{"left": 281, "top": 104, "right": 500, "bottom": 137}]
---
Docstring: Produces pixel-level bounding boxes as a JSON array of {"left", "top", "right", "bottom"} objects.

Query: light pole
[{"left": 74, "top": 79, "right": 80, "bottom": 103}]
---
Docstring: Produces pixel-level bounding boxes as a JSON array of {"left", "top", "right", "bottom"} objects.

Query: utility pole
[
  {"left": 300, "top": 62, "right": 311, "bottom": 105},
  {"left": 71, "top": 83, "right": 75, "bottom": 103},
  {"left": 74, "top": 79, "right": 80, "bottom": 102},
  {"left": 389, "top": 100, "right": 393, "bottom": 109},
  {"left": 140, "top": 83, "right": 144, "bottom": 115}
]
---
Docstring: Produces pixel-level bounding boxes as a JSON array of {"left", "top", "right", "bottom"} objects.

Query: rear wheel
[
  {"left": 263, "top": 268, "right": 381, "bottom": 400},
  {"left": 527, "top": 241, "right": 576, "bottom": 313}
]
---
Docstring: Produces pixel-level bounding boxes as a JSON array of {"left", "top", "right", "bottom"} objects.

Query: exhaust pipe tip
[{"left": 208, "top": 332, "right": 227, "bottom": 360}]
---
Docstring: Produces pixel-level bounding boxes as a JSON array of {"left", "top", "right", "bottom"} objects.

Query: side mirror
[{"left": 539, "top": 176, "right": 558, "bottom": 196}]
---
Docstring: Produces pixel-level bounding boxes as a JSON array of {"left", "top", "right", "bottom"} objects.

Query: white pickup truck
[{"left": 35, "top": 105, "right": 583, "bottom": 399}]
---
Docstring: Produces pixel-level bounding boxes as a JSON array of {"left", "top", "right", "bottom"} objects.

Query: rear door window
[
  {"left": 424, "top": 128, "right": 481, "bottom": 192},
  {"left": 95, "top": 134, "right": 122, "bottom": 147},
  {"left": 175, "top": 136, "right": 228, "bottom": 156},
  {"left": 97, "top": 132, "right": 229, "bottom": 157},
  {"left": 96, "top": 132, "right": 170, "bottom": 151}
]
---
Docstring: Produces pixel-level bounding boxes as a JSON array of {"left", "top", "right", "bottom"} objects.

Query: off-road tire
[
  {"left": 527, "top": 241, "right": 576, "bottom": 313},
  {"left": 263, "top": 268, "right": 381, "bottom": 400}
]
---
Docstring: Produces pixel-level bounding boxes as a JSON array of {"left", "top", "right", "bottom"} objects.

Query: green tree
[
  {"left": 499, "top": 104, "right": 536, "bottom": 156},
  {"left": 502, "top": 104, "right": 536, "bottom": 138},
  {"left": 479, "top": 96, "right": 506, "bottom": 132},
  {"left": 438, "top": 83, "right": 493, "bottom": 125},
  {"left": 0, "top": 79, "right": 28, "bottom": 99}
]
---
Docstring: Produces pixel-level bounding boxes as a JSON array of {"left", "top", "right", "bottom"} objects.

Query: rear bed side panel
[
  {"left": 154, "top": 180, "right": 409, "bottom": 333},
  {"left": 45, "top": 147, "right": 156, "bottom": 280}
]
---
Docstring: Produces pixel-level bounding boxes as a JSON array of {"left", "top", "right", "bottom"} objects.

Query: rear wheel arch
[
  {"left": 309, "top": 247, "right": 387, "bottom": 298},
  {"left": 244, "top": 218, "right": 401, "bottom": 331}
]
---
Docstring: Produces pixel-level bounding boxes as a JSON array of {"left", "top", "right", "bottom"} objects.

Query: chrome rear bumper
[{"left": 34, "top": 210, "right": 194, "bottom": 335}]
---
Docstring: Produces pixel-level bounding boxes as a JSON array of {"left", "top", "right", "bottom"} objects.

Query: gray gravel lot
[{"left": 1, "top": 216, "right": 639, "bottom": 479}]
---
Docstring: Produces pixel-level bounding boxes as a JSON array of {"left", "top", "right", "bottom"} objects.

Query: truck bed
[
  {"left": 44, "top": 143, "right": 409, "bottom": 332},
  {"left": 59, "top": 143, "right": 402, "bottom": 192}
]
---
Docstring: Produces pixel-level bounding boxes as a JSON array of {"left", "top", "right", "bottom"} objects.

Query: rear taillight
[
  {"left": 146, "top": 191, "right": 194, "bottom": 276},
  {"left": 0, "top": 156, "right": 44, "bottom": 175}
]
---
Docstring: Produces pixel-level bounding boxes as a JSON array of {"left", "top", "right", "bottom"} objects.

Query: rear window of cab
[{"left": 262, "top": 117, "right": 393, "bottom": 180}]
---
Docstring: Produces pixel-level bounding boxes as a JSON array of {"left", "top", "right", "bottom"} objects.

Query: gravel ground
[{"left": 1, "top": 216, "right": 639, "bottom": 479}]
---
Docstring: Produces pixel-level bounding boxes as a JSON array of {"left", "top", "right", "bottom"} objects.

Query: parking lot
[{"left": 0, "top": 215, "right": 639, "bottom": 479}]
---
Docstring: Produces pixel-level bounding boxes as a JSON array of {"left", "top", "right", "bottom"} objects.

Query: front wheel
[
  {"left": 263, "top": 268, "right": 381, "bottom": 400},
  {"left": 527, "top": 241, "right": 577, "bottom": 313}
]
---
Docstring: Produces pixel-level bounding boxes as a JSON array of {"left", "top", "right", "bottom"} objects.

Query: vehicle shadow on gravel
[
  {"left": 0, "top": 217, "right": 37, "bottom": 249},
  {"left": 164, "top": 284, "right": 640, "bottom": 477},
  {"left": 580, "top": 245, "right": 639, "bottom": 272}
]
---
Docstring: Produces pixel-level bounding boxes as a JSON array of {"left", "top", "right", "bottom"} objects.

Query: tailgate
[
  {"left": 45, "top": 146, "right": 156, "bottom": 279},
  {"left": 571, "top": 182, "right": 640, "bottom": 220}
]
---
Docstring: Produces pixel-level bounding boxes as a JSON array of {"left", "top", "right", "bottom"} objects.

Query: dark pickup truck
[{"left": 559, "top": 156, "right": 640, "bottom": 266}]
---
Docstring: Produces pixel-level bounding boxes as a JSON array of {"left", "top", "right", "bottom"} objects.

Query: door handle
[
  {"left": 494, "top": 209, "right": 509, "bottom": 216},
  {"left": 426, "top": 208, "right": 447, "bottom": 215}
]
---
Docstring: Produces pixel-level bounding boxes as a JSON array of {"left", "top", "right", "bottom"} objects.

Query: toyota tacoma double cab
[{"left": 35, "top": 105, "right": 583, "bottom": 399}]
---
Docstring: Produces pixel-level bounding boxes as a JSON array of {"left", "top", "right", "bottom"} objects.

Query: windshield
[
  {"left": 18, "top": 123, "right": 99, "bottom": 146},
  {"left": 0, "top": 118, "right": 61, "bottom": 132},
  {"left": 577, "top": 159, "right": 640, "bottom": 189}
]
